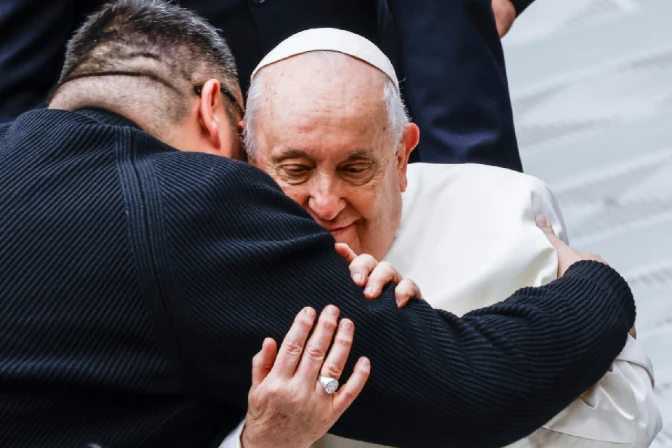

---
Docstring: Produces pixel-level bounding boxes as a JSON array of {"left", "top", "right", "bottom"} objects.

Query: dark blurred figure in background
[{"left": 0, "top": 0, "right": 535, "bottom": 170}]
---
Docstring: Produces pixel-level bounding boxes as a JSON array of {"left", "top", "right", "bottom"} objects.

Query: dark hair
[{"left": 55, "top": 0, "right": 239, "bottom": 115}]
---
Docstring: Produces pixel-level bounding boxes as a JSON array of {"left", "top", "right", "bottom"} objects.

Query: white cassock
[{"left": 222, "top": 163, "right": 662, "bottom": 448}]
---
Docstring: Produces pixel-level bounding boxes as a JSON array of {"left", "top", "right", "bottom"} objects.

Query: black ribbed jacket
[{"left": 0, "top": 108, "right": 634, "bottom": 448}]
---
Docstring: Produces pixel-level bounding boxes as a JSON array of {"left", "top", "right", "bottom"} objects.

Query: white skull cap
[{"left": 251, "top": 28, "right": 399, "bottom": 90}]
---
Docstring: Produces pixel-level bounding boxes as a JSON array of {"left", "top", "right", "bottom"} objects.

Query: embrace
[{"left": 0, "top": 1, "right": 661, "bottom": 447}]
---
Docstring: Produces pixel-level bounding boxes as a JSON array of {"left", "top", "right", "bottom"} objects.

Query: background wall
[{"left": 503, "top": 0, "right": 672, "bottom": 444}]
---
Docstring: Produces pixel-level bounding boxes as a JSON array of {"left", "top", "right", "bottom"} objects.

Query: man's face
[{"left": 250, "top": 55, "right": 413, "bottom": 260}]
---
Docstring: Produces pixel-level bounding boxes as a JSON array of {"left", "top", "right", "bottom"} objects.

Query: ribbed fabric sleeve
[{"left": 0, "top": 109, "right": 635, "bottom": 448}]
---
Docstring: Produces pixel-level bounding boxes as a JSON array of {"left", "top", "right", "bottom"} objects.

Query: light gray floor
[{"left": 503, "top": 0, "right": 671, "bottom": 444}]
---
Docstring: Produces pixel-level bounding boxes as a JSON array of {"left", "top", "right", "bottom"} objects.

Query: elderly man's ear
[
  {"left": 396, "top": 123, "right": 420, "bottom": 192},
  {"left": 238, "top": 119, "right": 249, "bottom": 160}
]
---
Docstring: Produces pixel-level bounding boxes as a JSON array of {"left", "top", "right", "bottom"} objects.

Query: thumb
[
  {"left": 535, "top": 215, "right": 563, "bottom": 249},
  {"left": 251, "top": 338, "right": 277, "bottom": 389}
]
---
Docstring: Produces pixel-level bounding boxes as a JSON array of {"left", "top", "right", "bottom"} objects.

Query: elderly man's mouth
[{"left": 328, "top": 223, "right": 356, "bottom": 239}]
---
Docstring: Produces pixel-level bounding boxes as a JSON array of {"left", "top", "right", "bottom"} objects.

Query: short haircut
[
  {"left": 51, "top": 0, "right": 239, "bottom": 122},
  {"left": 244, "top": 51, "right": 409, "bottom": 159}
]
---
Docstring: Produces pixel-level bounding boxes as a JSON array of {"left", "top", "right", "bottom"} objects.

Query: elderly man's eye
[
  {"left": 341, "top": 164, "right": 372, "bottom": 175},
  {"left": 339, "top": 164, "right": 375, "bottom": 184},
  {"left": 275, "top": 164, "right": 312, "bottom": 186},
  {"left": 281, "top": 165, "right": 311, "bottom": 176}
]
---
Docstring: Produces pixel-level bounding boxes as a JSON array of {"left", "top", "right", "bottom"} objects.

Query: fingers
[
  {"left": 536, "top": 214, "right": 609, "bottom": 278},
  {"left": 335, "top": 243, "right": 357, "bottom": 263},
  {"left": 364, "top": 261, "right": 401, "bottom": 299},
  {"left": 535, "top": 215, "right": 555, "bottom": 235},
  {"left": 318, "top": 318, "right": 355, "bottom": 383},
  {"left": 251, "top": 338, "right": 278, "bottom": 388},
  {"left": 333, "top": 357, "right": 371, "bottom": 415},
  {"left": 588, "top": 253, "right": 608, "bottom": 266},
  {"left": 395, "top": 278, "right": 422, "bottom": 308},
  {"left": 348, "top": 254, "right": 378, "bottom": 287},
  {"left": 296, "top": 305, "right": 340, "bottom": 380},
  {"left": 535, "top": 214, "right": 565, "bottom": 249},
  {"left": 272, "top": 307, "right": 316, "bottom": 378}
]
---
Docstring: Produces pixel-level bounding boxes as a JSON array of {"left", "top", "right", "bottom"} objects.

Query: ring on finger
[{"left": 318, "top": 376, "right": 339, "bottom": 394}]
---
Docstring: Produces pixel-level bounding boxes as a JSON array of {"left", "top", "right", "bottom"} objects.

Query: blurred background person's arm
[{"left": 492, "top": 0, "right": 537, "bottom": 38}]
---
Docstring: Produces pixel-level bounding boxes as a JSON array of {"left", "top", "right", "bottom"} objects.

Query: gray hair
[{"left": 243, "top": 51, "right": 410, "bottom": 159}]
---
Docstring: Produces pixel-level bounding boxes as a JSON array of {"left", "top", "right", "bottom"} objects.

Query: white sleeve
[
  {"left": 518, "top": 336, "right": 662, "bottom": 448},
  {"left": 524, "top": 177, "right": 663, "bottom": 447},
  {"left": 218, "top": 420, "right": 245, "bottom": 448}
]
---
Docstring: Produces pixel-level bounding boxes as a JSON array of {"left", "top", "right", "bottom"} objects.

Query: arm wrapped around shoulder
[
  {"left": 157, "top": 158, "right": 636, "bottom": 448},
  {"left": 333, "top": 261, "right": 635, "bottom": 447}
]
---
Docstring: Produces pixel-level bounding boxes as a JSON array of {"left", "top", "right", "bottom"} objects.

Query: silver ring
[{"left": 318, "top": 376, "right": 339, "bottom": 394}]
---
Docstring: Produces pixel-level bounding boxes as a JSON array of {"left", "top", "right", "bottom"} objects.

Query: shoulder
[
  {"left": 147, "top": 148, "right": 288, "bottom": 205},
  {"left": 152, "top": 151, "right": 278, "bottom": 193},
  {"left": 150, "top": 152, "right": 282, "bottom": 208},
  {"left": 405, "top": 163, "right": 553, "bottom": 203},
  {"left": 404, "top": 163, "right": 567, "bottom": 243},
  {"left": 3, "top": 109, "right": 125, "bottom": 155},
  {"left": 149, "top": 152, "right": 320, "bottom": 237}
]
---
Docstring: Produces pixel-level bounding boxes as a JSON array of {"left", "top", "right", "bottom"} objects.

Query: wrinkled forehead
[
  {"left": 256, "top": 54, "right": 391, "bottom": 158},
  {"left": 264, "top": 55, "right": 387, "bottom": 113}
]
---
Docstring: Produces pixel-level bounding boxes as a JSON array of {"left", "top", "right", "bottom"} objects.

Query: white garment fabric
[
  {"left": 219, "top": 420, "right": 245, "bottom": 448},
  {"left": 221, "top": 163, "right": 662, "bottom": 448}
]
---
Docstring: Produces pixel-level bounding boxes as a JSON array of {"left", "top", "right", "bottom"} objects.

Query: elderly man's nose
[{"left": 308, "top": 191, "right": 345, "bottom": 221}]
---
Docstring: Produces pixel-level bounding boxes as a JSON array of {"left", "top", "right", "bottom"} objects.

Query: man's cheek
[{"left": 356, "top": 193, "right": 383, "bottom": 221}]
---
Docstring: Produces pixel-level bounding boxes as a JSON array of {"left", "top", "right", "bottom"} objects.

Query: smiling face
[{"left": 248, "top": 53, "right": 418, "bottom": 260}]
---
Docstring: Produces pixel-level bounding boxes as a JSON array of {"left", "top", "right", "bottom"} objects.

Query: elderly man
[{"left": 228, "top": 29, "right": 662, "bottom": 448}]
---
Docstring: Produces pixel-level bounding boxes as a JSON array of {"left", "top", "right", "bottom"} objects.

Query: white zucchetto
[{"left": 251, "top": 28, "right": 399, "bottom": 90}]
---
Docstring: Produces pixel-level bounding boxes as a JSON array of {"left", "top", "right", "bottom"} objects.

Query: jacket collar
[{"left": 74, "top": 107, "right": 141, "bottom": 129}]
